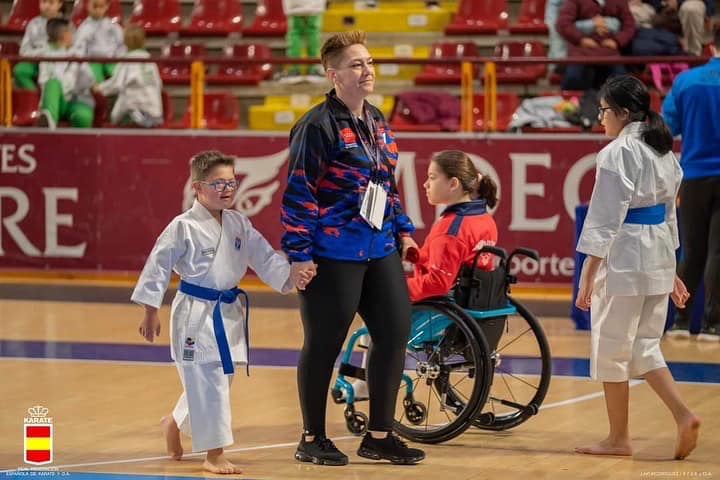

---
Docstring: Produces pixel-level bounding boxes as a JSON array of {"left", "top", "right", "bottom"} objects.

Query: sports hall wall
[{"left": 0, "top": 130, "right": 635, "bottom": 284}]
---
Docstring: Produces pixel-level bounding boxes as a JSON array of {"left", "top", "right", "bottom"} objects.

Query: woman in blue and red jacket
[
  {"left": 280, "top": 30, "right": 424, "bottom": 466},
  {"left": 407, "top": 150, "right": 499, "bottom": 302}
]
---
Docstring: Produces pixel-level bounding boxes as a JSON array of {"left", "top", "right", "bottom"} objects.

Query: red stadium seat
[
  {"left": 414, "top": 42, "right": 480, "bottom": 85},
  {"left": 472, "top": 92, "right": 519, "bottom": 131},
  {"left": 389, "top": 97, "right": 447, "bottom": 132},
  {"left": 0, "top": 0, "right": 40, "bottom": 33},
  {"left": 129, "top": 0, "right": 181, "bottom": 35},
  {"left": 493, "top": 41, "right": 547, "bottom": 84},
  {"left": 445, "top": 0, "right": 508, "bottom": 35},
  {"left": 159, "top": 42, "right": 207, "bottom": 84},
  {"left": 242, "top": 0, "right": 286, "bottom": 37},
  {"left": 0, "top": 41, "right": 20, "bottom": 65},
  {"left": 71, "top": 0, "right": 123, "bottom": 27},
  {"left": 207, "top": 43, "right": 273, "bottom": 85},
  {"left": 509, "top": 0, "right": 548, "bottom": 34},
  {"left": 180, "top": 0, "right": 243, "bottom": 36},
  {"left": 178, "top": 92, "right": 240, "bottom": 130},
  {"left": 11, "top": 88, "right": 40, "bottom": 126}
]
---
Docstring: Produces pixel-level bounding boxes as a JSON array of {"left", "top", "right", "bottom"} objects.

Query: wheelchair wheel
[
  {"left": 473, "top": 296, "right": 552, "bottom": 431},
  {"left": 393, "top": 300, "right": 492, "bottom": 444}
]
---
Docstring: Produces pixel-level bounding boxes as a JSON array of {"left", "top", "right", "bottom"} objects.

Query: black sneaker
[
  {"left": 357, "top": 432, "right": 425, "bottom": 465},
  {"left": 665, "top": 316, "right": 690, "bottom": 339},
  {"left": 697, "top": 323, "right": 720, "bottom": 342},
  {"left": 295, "top": 434, "right": 348, "bottom": 466}
]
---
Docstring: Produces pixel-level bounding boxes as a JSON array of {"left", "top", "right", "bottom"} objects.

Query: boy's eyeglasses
[{"left": 198, "top": 179, "right": 240, "bottom": 192}]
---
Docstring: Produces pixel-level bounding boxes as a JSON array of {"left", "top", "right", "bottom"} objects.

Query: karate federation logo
[
  {"left": 23, "top": 405, "right": 53, "bottom": 465},
  {"left": 234, "top": 237, "right": 242, "bottom": 250}
]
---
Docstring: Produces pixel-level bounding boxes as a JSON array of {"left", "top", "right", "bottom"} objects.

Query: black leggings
[
  {"left": 677, "top": 176, "right": 720, "bottom": 325},
  {"left": 297, "top": 252, "right": 412, "bottom": 434}
]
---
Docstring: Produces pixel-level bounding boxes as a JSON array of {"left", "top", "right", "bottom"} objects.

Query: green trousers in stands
[
  {"left": 286, "top": 14, "right": 322, "bottom": 74},
  {"left": 13, "top": 62, "right": 39, "bottom": 89},
  {"left": 41, "top": 78, "right": 94, "bottom": 128},
  {"left": 89, "top": 62, "right": 116, "bottom": 82}
]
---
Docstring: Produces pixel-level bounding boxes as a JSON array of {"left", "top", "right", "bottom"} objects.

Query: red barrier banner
[{"left": 0, "top": 130, "right": 620, "bottom": 283}]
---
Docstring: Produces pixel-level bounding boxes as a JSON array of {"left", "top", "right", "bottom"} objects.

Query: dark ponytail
[
  {"left": 599, "top": 75, "right": 674, "bottom": 154},
  {"left": 643, "top": 109, "right": 674, "bottom": 155},
  {"left": 476, "top": 175, "right": 498, "bottom": 209}
]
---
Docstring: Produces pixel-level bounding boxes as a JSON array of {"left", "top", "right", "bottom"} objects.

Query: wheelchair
[{"left": 331, "top": 246, "right": 552, "bottom": 444}]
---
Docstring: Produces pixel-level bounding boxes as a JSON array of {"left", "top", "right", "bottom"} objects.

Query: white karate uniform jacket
[
  {"left": 38, "top": 45, "right": 96, "bottom": 105},
  {"left": 577, "top": 122, "right": 682, "bottom": 296},
  {"left": 282, "top": 0, "right": 326, "bottom": 15},
  {"left": 19, "top": 16, "right": 49, "bottom": 57},
  {"left": 96, "top": 49, "right": 163, "bottom": 123},
  {"left": 73, "top": 16, "right": 126, "bottom": 58},
  {"left": 131, "top": 200, "right": 293, "bottom": 366}
]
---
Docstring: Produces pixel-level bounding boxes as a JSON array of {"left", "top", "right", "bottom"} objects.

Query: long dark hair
[
  {"left": 431, "top": 150, "right": 498, "bottom": 208},
  {"left": 599, "top": 75, "right": 674, "bottom": 154}
]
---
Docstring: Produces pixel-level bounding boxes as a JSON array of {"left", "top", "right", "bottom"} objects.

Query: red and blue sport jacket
[{"left": 281, "top": 90, "right": 414, "bottom": 262}]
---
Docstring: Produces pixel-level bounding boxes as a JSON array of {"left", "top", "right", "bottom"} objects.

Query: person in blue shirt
[{"left": 662, "top": 28, "right": 720, "bottom": 340}]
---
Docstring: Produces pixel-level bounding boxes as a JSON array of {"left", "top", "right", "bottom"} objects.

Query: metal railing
[{"left": 0, "top": 53, "right": 710, "bottom": 131}]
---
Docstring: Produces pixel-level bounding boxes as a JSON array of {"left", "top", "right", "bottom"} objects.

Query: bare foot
[
  {"left": 203, "top": 450, "right": 242, "bottom": 475},
  {"left": 575, "top": 438, "right": 633, "bottom": 456},
  {"left": 674, "top": 413, "right": 701, "bottom": 460},
  {"left": 160, "top": 415, "right": 183, "bottom": 460}
]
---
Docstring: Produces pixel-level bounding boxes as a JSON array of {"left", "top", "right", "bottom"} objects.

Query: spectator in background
[
  {"left": 73, "top": 0, "right": 126, "bottom": 82},
  {"left": 93, "top": 25, "right": 163, "bottom": 128},
  {"left": 547, "top": 0, "right": 622, "bottom": 73},
  {"left": 278, "top": 0, "right": 326, "bottom": 84},
  {"left": 673, "top": 0, "right": 715, "bottom": 55},
  {"left": 13, "top": 0, "right": 65, "bottom": 89},
  {"left": 556, "top": 0, "right": 636, "bottom": 91},
  {"left": 37, "top": 17, "right": 95, "bottom": 129},
  {"left": 662, "top": 28, "right": 720, "bottom": 341}
]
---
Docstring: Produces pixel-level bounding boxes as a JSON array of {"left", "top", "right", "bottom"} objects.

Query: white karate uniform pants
[
  {"left": 590, "top": 273, "right": 668, "bottom": 382},
  {"left": 172, "top": 361, "right": 234, "bottom": 452}
]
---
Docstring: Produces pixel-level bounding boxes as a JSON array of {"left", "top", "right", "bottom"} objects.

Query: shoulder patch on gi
[{"left": 234, "top": 236, "right": 242, "bottom": 250}]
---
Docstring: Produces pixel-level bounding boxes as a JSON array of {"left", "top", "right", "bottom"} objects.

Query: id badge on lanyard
[
  {"left": 360, "top": 179, "right": 387, "bottom": 230},
  {"left": 355, "top": 111, "right": 387, "bottom": 230}
]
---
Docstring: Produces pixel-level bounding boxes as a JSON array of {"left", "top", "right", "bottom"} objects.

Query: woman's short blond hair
[
  {"left": 124, "top": 24, "right": 146, "bottom": 51},
  {"left": 320, "top": 30, "right": 367, "bottom": 69}
]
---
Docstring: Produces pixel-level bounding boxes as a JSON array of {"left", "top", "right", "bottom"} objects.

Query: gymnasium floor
[{"left": 0, "top": 278, "right": 718, "bottom": 480}]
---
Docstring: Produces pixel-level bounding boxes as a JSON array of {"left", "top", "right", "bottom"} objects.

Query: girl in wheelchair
[
  {"left": 348, "top": 149, "right": 499, "bottom": 400},
  {"left": 406, "top": 149, "right": 498, "bottom": 301}
]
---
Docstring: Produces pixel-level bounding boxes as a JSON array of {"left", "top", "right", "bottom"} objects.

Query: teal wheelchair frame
[{"left": 331, "top": 246, "right": 553, "bottom": 444}]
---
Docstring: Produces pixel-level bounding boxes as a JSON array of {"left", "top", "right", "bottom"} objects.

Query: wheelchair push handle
[
  {"left": 511, "top": 247, "right": 540, "bottom": 261},
  {"left": 477, "top": 245, "right": 508, "bottom": 261}
]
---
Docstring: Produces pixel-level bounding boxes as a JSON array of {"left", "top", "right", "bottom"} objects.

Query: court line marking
[
  {"left": 0, "top": 381, "right": 649, "bottom": 473},
  {"left": 539, "top": 379, "right": 643, "bottom": 410}
]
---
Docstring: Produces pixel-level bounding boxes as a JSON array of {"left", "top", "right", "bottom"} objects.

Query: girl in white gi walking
[
  {"left": 575, "top": 75, "right": 701, "bottom": 460},
  {"left": 132, "top": 151, "right": 301, "bottom": 474}
]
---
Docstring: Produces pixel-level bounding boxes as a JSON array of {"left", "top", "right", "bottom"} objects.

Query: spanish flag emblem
[{"left": 24, "top": 424, "right": 52, "bottom": 465}]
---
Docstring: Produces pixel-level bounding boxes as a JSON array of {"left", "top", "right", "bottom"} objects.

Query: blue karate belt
[
  {"left": 624, "top": 203, "right": 666, "bottom": 225},
  {"left": 178, "top": 280, "right": 250, "bottom": 375}
]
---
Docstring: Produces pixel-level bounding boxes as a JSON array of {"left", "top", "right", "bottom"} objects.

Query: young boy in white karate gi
[
  {"left": 93, "top": 25, "right": 163, "bottom": 127},
  {"left": 73, "top": 0, "right": 126, "bottom": 82},
  {"left": 132, "top": 150, "right": 304, "bottom": 474},
  {"left": 37, "top": 18, "right": 96, "bottom": 129},
  {"left": 13, "top": 0, "right": 64, "bottom": 89},
  {"left": 575, "top": 75, "right": 700, "bottom": 460}
]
